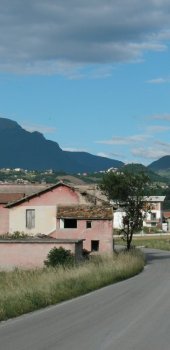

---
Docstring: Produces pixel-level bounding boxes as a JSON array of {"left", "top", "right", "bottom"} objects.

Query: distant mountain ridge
[
  {"left": 0, "top": 118, "right": 124, "bottom": 173},
  {"left": 148, "top": 156, "right": 170, "bottom": 171}
]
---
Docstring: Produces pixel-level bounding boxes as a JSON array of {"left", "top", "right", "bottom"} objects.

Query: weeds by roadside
[{"left": 0, "top": 249, "right": 145, "bottom": 321}]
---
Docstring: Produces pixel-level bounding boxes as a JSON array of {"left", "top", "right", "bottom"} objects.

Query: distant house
[
  {"left": 5, "top": 182, "right": 113, "bottom": 253},
  {"left": 162, "top": 211, "right": 170, "bottom": 232},
  {"left": 113, "top": 196, "right": 166, "bottom": 231},
  {"left": 142, "top": 196, "right": 166, "bottom": 230}
]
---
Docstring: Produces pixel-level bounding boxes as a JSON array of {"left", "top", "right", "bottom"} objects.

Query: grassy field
[
  {"left": 0, "top": 250, "right": 145, "bottom": 321},
  {"left": 115, "top": 235, "right": 170, "bottom": 251}
]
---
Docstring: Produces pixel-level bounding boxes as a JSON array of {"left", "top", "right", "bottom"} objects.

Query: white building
[
  {"left": 143, "top": 196, "right": 166, "bottom": 229},
  {"left": 113, "top": 196, "right": 166, "bottom": 231}
]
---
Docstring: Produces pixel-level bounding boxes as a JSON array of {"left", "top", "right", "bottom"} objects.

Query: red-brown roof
[
  {"left": 5, "top": 182, "right": 74, "bottom": 208},
  {"left": 163, "top": 211, "right": 170, "bottom": 218},
  {"left": 57, "top": 205, "right": 113, "bottom": 220},
  {"left": 0, "top": 193, "right": 24, "bottom": 204},
  {"left": 0, "top": 184, "right": 47, "bottom": 194}
]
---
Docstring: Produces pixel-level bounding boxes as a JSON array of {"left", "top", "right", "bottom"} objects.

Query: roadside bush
[
  {"left": 44, "top": 247, "right": 75, "bottom": 268},
  {"left": 142, "top": 226, "right": 160, "bottom": 234},
  {"left": 82, "top": 248, "right": 90, "bottom": 260}
]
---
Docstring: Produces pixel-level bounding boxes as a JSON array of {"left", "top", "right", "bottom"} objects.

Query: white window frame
[{"left": 26, "top": 209, "right": 35, "bottom": 229}]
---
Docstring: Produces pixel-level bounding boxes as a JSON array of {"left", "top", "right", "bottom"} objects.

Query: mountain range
[
  {"left": 0, "top": 117, "right": 170, "bottom": 173},
  {"left": 0, "top": 118, "right": 123, "bottom": 173},
  {"left": 148, "top": 156, "right": 170, "bottom": 171}
]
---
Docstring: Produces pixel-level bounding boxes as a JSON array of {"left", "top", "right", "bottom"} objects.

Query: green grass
[
  {"left": 115, "top": 236, "right": 170, "bottom": 251},
  {"left": 0, "top": 250, "right": 145, "bottom": 321},
  {"left": 134, "top": 238, "right": 170, "bottom": 250}
]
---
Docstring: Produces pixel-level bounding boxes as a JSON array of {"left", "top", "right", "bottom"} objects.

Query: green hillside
[{"left": 119, "top": 163, "right": 169, "bottom": 183}]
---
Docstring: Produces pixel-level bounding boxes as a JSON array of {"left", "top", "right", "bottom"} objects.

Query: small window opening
[
  {"left": 64, "top": 219, "right": 77, "bottom": 228},
  {"left": 151, "top": 213, "right": 156, "bottom": 220},
  {"left": 91, "top": 240, "right": 99, "bottom": 252},
  {"left": 151, "top": 222, "right": 157, "bottom": 227},
  {"left": 86, "top": 221, "right": 92, "bottom": 229}
]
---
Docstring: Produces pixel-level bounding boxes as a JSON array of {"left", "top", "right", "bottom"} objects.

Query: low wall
[{"left": 0, "top": 239, "right": 84, "bottom": 270}]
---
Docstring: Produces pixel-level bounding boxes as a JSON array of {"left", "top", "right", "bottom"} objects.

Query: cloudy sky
[{"left": 0, "top": 0, "right": 170, "bottom": 166}]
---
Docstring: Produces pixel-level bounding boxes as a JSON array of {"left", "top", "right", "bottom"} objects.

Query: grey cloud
[
  {"left": 96, "top": 134, "right": 149, "bottom": 145},
  {"left": 62, "top": 147, "right": 88, "bottom": 152},
  {"left": 21, "top": 123, "right": 57, "bottom": 134},
  {"left": 132, "top": 137, "right": 170, "bottom": 159},
  {"left": 155, "top": 140, "right": 170, "bottom": 147},
  {"left": 149, "top": 114, "right": 170, "bottom": 120},
  {"left": 132, "top": 147, "right": 170, "bottom": 160},
  {"left": 154, "top": 140, "right": 170, "bottom": 154},
  {"left": 0, "top": 0, "right": 170, "bottom": 74},
  {"left": 97, "top": 151, "right": 125, "bottom": 159},
  {"left": 146, "top": 125, "right": 170, "bottom": 132},
  {"left": 147, "top": 77, "right": 169, "bottom": 84}
]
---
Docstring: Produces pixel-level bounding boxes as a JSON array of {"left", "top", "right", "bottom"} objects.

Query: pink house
[
  {"left": 55, "top": 205, "right": 113, "bottom": 252},
  {"left": 0, "top": 183, "right": 47, "bottom": 235},
  {"left": 4, "top": 182, "right": 113, "bottom": 254},
  {"left": 0, "top": 193, "right": 24, "bottom": 235}
]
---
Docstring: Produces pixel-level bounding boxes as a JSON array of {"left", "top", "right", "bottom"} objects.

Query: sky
[{"left": 0, "top": 0, "right": 170, "bottom": 166}]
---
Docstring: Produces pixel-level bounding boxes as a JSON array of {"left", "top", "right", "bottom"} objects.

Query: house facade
[
  {"left": 55, "top": 205, "right": 113, "bottom": 252},
  {"left": 0, "top": 183, "right": 49, "bottom": 235},
  {"left": 5, "top": 182, "right": 113, "bottom": 254},
  {"left": 142, "top": 196, "right": 166, "bottom": 230},
  {"left": 113, "top": 196, "right": 166, "bottom": 231}
]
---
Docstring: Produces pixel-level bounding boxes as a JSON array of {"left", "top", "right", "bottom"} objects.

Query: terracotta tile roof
[
  {"left": 57, "top": 205, "right": 113, "bottom": 220},
  {"left": 0, "top": 184, "right": 47, "bottom": 194},
  {"left": 163, "top": 211, "right": 170, "bottom": 218},
  {"left": 0, "top": 193, "right": 24, "bottom": 204},
  {"left": 5, "top": 182, "right": 74, "bottom": 208},
  {"left": 5, "top": 182, "right": 107, "bottom": 208},
  {"left": 75, "top": 184, "right": 108, "bottom": 203}
]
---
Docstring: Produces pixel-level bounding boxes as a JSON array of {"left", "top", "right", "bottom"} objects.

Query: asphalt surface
[{"left": 1, "top": 248, "right": 170, "bottom": 350}]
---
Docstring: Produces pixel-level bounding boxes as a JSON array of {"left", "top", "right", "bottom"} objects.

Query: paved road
[{"left": 1, "top": 249, "right": 170, "bottom": 350}]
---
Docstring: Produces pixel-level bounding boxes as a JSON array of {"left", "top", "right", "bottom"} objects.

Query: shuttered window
[{"left": 26, "top": 209, "right": 35, "bottom": 229}]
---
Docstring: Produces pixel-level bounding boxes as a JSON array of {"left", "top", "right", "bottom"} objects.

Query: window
[
  {"left": 63, "top": 219, "right": 77, "bottom": 228},
  {"left": 26, "top": 209, "right": 35, "bottom": 229},
  {"left": 151, "top": 213, "right": 156, "bottom": 220},
  {"left": 86, "top": 221, "right": 92, "bottom": 229},
  {"left": 151, "top": 222, "right": 156, "bottom": 227},
  {"left": 91, "top": 240, "right": 99, "bottom": 252}
]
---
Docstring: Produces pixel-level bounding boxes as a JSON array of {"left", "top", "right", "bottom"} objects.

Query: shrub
[
  {"left": 142, "top": 226, "right": 160, "bottom": 234},
  {"left": 44, "top": 247, "right": 74, "bottom": 268},
  {"left": 0, "top": 231, "right": 28, "bottom": 239},
  {"left": 10, "top": 231, "right": 28, "bottom": 239},
  {"left": 82, "top": 248, "right": 90, "bottom": 260}
]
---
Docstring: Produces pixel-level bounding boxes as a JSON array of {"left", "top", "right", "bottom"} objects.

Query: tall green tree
[{"left": 100, "top": 171, "right": 151, "bottom": 250}]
